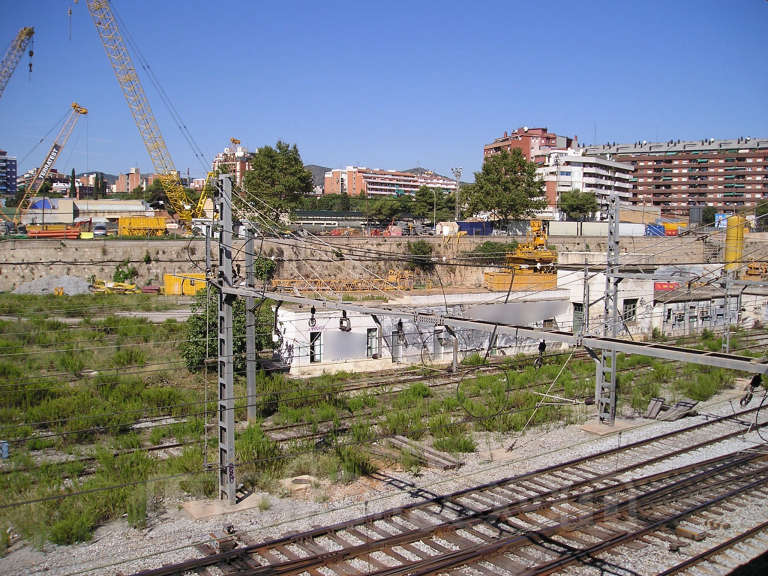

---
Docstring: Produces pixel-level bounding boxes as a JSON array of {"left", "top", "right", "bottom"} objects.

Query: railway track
[{"left": 130, "top": 405, "right": 768, "bottom": 575}]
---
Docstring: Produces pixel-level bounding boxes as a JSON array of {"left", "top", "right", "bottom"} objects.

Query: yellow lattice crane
[
  {"left": 0, "top": 27, "right": 34, "bottom": 101},
  {"left": 5, "top": 102, "right": 87, "bottom": 226},
  {"left": 85, "top": 0, "right": 207, "bottom": 220}
]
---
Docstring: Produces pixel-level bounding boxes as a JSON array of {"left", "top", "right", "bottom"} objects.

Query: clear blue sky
[{"left": 1, "top": 0, "right": 767, "bottom": 181}]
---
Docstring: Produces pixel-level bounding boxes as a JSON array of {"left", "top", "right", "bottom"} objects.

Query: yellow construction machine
[{"left": 484, "top": 220, "right": 558, "bottom": 291}]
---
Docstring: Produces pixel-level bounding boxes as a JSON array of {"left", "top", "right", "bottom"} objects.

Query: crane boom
[
  {"left": 12, "top": 102, "right": 88, "bottom": 225},
  {"left": 0, "top": 27, "right": 33, "bottom": 101},
  {"left": 86, "top": 0, "right": 204, "bottom": 220}
]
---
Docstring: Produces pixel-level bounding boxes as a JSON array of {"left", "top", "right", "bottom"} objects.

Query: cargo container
[
  {"left": 646, "top": 224, "right": 665, "bottom": 236},
  {"left": 163, "top": 273, "right": 207, "bottom": 295},
  {"left": 548, "top": 221, "right": 579, "bottom": 236},
  {"left": 119, "top": 216, "right": 167, "bottom": 237},
  {"left": 457, "top": 221, "right": 493, "bottom": 236},
  {"left": 618, "top": 223, "right": 646, "bottom": 237}
]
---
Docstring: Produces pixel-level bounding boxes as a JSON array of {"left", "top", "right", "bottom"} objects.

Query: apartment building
[
  {"left": 484, "top": 127, "right": 578, "bottom": 164},
  {"left": 582, "top": 138, "right": 768, "bottom": 217},
  {"left": 212, "top": 143, "right": 251, "bottom": 189},
  {"left": 116, "top": 167, "right": 141, "bottom": 194},
  {"left": 323, "top": 167, "right": 457, "bottom": 197},
  {"left": 0, "top": 150, "right": 17, "bottom": 197},
  {"left": 538, "top": 150, "right": 634, "bottom": 217}
]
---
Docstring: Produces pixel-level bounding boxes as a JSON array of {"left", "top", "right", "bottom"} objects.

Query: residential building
[
  {"left": 323, "top": 166, "right": 456, "bottom": 197},
  {"left": 0, "top": 150, "right": 17, "bottom": 197},
  {"left": 538, "top": 150, "right": 634, "bottom": 218},
  {"left": 582, "top": 138, "right": 768, "bottom": 218},
  {"left": 212, "top": 144, "right": 251, "bottom": 189},
  {"left": 116, "top": 167, "right": 141, "bottom": 194},
  {"left": 483, "top": 127, "right": 577, "bottom": 164}
]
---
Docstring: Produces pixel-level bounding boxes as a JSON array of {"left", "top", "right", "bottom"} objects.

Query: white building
[
  {"left": 539, "top": 150, "right": 634, "bottom": 220},
  {"left": 274, "top": 291, "right": 572, "bottom": 376}
]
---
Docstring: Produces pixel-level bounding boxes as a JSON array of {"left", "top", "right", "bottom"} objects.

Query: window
[
  {"left": 366, "top": 328, "right": 378, "bottom": 358},
  {"left": 623, "top": 298, "right": 638, "bottom": 322},
  {"left": 309, "top": 332, "right": 322, "bottom": 363}
]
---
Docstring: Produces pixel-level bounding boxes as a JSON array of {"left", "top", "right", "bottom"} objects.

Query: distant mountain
[
  {"left": 305, "top": 164, "right": 330, "bottom": 188},
  {"left": 402, "top": 167, "right": 456, "bottom": 180}
]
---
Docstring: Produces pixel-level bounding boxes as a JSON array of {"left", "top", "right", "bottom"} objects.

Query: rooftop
[{"left": 582, "top": 137, "right": 768, "bottom": 156}]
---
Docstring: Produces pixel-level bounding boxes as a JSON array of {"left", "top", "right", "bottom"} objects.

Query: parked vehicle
[{"left": 93, "top": 223, "right": 107, "bottom": 237}]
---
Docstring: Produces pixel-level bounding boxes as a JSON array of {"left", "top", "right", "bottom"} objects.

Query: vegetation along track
[{"left": 130, "top": 405, "right": 768, "bottom": 575}]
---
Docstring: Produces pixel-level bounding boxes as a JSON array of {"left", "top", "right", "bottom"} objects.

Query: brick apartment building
[
  {"left": 116, "top": 167, "right": 141, "bottom": 194},
  {"left": 484, "top": 127, "right": 578, "bottom": 164},
  {"left": 324, "top": 167, "right": 457, "bottom": 197},
  {"left": 582, "top": 138, "right": 768, "bottom": 218},
  {"left": 212, "top": 143, "right": 251, "bottom": 189}
]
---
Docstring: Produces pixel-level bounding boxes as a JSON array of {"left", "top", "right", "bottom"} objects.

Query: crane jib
[{"left": 36, "top": 145, "right": 60, "bottom": 183}]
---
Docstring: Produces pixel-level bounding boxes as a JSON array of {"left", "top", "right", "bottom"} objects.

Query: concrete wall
[{"left": 0, "top": 235, "right": 707, "bottom": 292}]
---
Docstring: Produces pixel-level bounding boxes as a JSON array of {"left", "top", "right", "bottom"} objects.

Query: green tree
[
  {"left": 755, "top": 203, "right": 768, "bottom": 232},
  {"left": 181, "top": 290, "right": 275, "bottom": 372},
  {"left": 243, "top": 141, "right": 313, "bottom": 216},
  {"left": 69, "top": 168, "right": 76, "bottom": 198},
  {"left": 701, "top": 206, "right": 718, "bottom": 226},
  {"left": 465, "top": 149, "right": 546, "bottom": 224},
  {"left": 559, "top": 189, "right": 598, "bottom": 221}
]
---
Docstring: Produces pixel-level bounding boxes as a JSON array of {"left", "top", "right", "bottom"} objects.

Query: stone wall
[{"left": 0, "top": 235, "right": 709, "bottom": 292}]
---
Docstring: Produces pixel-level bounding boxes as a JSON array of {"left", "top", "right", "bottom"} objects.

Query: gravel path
[{"left": 2, "top": 388, "right": 766, "bottom": 575}]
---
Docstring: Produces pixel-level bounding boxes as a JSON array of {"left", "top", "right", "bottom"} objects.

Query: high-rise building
[
  {"left": 116, "top": 167, "right": 141, "bottom": 194},
  {"left": 212, "top": 144, "right": 251, "bottom": 189},
  {"left": 484, "top": 127, "right": 578, "bottom": 164},
  {"left": 582, "top": 138, "right": 768, "bottom": 217},
  {"left": 538, "top": 150, "right": 634, "bottom": 217},
  {"left": 0, "top": 150, "right": 18, "bottom": 197},
  {"left": 323, "top": 167, "right": 457, "bottom": 197}
]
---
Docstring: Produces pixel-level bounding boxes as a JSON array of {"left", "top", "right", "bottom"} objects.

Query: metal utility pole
[
  {"left": 581, "top": 261, "right": 590, "bottom": 336},
  {"left": 216, "top": 175, "right": 236, "bottom": 503},
  {"left": 595, "top": 192, "right": 620, "bottom": 424},
  {"left": 723, "top": 271, "right": 733, "bottom": 353},
  {"left": 451, "top": 167, "right": 462, "bottom": 221},
  {"left": 245, "top": 226, "right": 258, "bottom": 422}
]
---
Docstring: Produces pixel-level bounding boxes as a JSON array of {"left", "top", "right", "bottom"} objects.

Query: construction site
[{"left": 3, "top": 2, "right": 768, "bottom": 576}]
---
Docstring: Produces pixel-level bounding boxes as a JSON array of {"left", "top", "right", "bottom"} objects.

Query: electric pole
[{"left": 451, "top": 167, "right": 462, "bottom": 222}]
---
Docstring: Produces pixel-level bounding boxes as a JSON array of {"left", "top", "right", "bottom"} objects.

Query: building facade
[
  {"left": 538, "top": 150, "right": 634, "bottom": 217},
  {"left": 116, "top": 168, "right": 141, "bottom": 194},
  {"left": 484, "top": 127, "right": 577, "bottom": 164},
  {"left": 0, "top": 150, "right": 17, "bottom": 197},
  {"left": 212, "top": 143, "right": 251, "bottom": 189},
  {"left": 323, "top": 167, "right": 457, "bottom": 197},
  {"left": 582, "top": 138, "right": 768, "bottom": 218}
]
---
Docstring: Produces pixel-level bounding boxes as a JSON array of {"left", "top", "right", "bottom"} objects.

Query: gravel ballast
[{"left": 2, "top": 389, "right": 767, "bottom": 575}]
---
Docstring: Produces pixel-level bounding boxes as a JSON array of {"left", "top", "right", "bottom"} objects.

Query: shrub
[
  {"left": 406, "top": 240, "right": 434, "bottom": 271},
  {"left": 113, "top": 260, "right": 138, "bottom": 283},
  {"left": 464, "top": 241, "right": 518, "bottom": 265},
  {"left": 337, "top": 445, "right": 376, "bottom": 481},
  {"left": 434, "top": 433, "right": 476, "bottom": 453}
]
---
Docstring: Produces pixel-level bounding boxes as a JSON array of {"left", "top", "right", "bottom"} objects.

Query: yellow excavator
[{"left": 484, "top": 220, "right": 558, "bottom": 291}]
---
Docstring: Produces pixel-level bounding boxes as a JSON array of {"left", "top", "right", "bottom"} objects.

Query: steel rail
[{"left": 129, "top": 407, "right": 768, "bottom": 576}]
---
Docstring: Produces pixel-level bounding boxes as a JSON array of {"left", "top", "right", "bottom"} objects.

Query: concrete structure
[
  {"left": 0, "top": 150, "right": 17, "bottom": 197},
  {"left": 21, "top": 197, "right": 153, "bottom": 225},
  {"left": 274, "top": 291, "right": 571, "bottom": 375},
  {"left": 116, "top": 168, "right": 141, "bottom": 194},
  {"left": 582, "top": 137, "right": 768, "bottom": 218},
  {"left": 538, "top": 150, "right": 635, "bottom": 218},
  {"left": 324, "top": 167, "right": 457, "bottom": 197},
  {"left": 484, "top": 127, "right": 577, "bottom": 164}
]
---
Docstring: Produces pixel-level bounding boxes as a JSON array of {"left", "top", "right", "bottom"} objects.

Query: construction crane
[
  {"left": 85, "top": 0, "right": 207, "bottom": 220},
  {"left": 0, "top": 27, "right": 34, "bottom": 101},
  {"left": 7, "top": 102, "right": 88, "bottom": 226}
]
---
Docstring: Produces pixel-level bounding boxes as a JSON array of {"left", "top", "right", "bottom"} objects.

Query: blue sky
[{"left": 1, "top": 0, "right": 767, "bottom": 181}]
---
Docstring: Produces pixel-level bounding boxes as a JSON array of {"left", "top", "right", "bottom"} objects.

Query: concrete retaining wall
[{"left": 0, "top": 235, "right": 708, "bottom": 292}]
